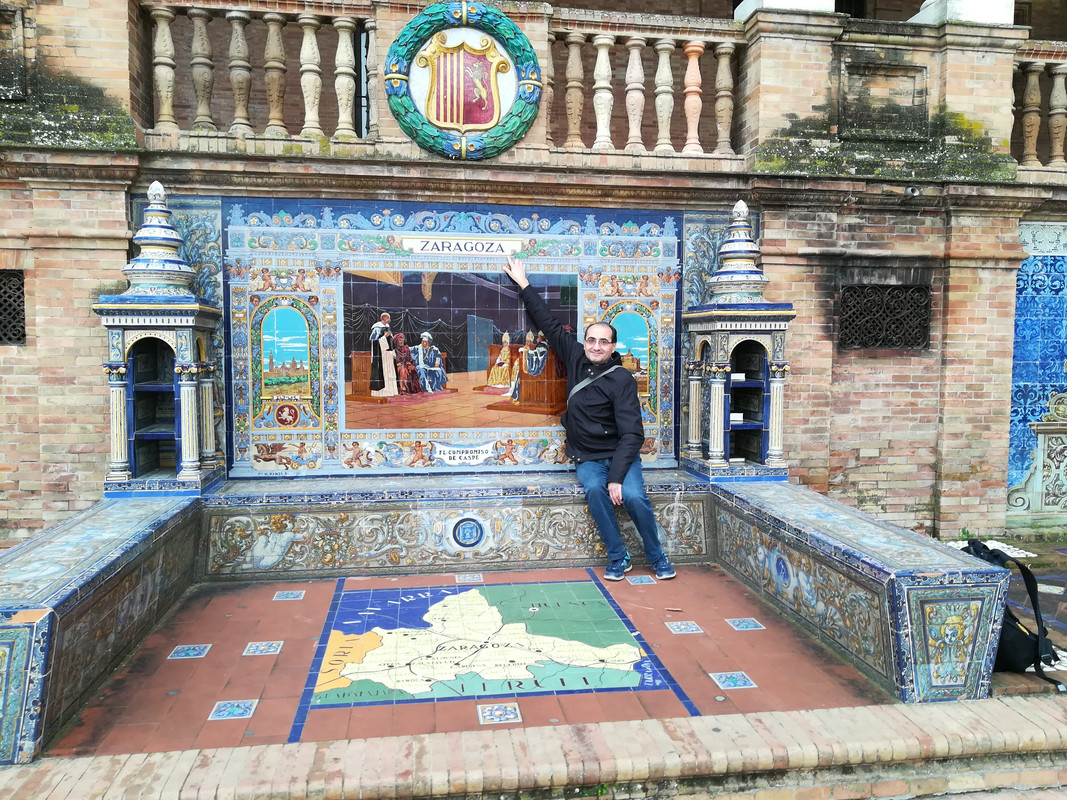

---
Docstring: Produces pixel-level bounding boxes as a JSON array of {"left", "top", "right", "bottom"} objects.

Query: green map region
[{"left": 311, "top": 581, "right": 666, "bottom": 706}]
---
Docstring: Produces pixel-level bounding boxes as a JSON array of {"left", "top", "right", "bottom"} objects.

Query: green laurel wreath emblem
[{"left": 384, "top": 2, "right": 542, "bottom": 160}]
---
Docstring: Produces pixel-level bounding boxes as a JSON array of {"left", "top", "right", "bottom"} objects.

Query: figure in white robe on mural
[{"left": 370, "top": 312, "right": 398, "bottom": 398}]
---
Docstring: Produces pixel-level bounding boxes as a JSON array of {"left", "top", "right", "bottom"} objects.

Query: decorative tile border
[
  {"left": 626, "top": 576, "right": 656, "bottom": 585},
  {"left": 208, "top": 700, "right": 258, "bottom": 721},
  {"left": 168, "top": 644, "right": 212, "bottom": 660},
  {"left": 665, "top": 621, "right": 704, "bottom": 634},
  {"left": 477, "top": 702, "right": 522, "bottom": 725},
  {"left": 725, "top": 618, "right": 765, "bottom": 631},
  {"left": 709, "top": 671, "right": 757, "bottom": 690},
  {"left": 273, "top": 591, "right": 305, "bottom": 601}
]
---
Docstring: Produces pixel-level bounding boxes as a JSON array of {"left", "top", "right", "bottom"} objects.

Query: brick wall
[{"left": 0, "top": 157, "right": 134, "bottom": 540}]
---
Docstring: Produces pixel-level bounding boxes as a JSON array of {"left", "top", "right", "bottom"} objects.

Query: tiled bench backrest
[{"left": 710, "top": 482, "right": 1009, "bottom": 702}]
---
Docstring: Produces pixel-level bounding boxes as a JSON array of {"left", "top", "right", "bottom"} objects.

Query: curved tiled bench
[
  {"left": 0, "top": 498, "right": 199, "bottom": 764},
  {"left": 0, "top": 473, "right": 1009, "bottom": 764},
  {"left": 710, "top": 482, "right": 1008, "bottom": 702}
]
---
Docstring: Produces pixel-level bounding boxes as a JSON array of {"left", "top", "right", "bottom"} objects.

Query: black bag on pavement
[{"left": 961, "top": 538, "right": 1063, "bottom": 689}]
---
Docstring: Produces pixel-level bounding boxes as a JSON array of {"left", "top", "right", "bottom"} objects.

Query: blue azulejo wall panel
[
  {"left": 1009, "top": 225, "right": 1067, "bottom": 524},
  {"left": 216, "top": 199, "right": 683, "bottom": 477}
]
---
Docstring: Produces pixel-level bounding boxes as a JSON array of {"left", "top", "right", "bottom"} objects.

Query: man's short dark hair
[{"left": 584, "top": 322, "right": 618, "bottom": 343}]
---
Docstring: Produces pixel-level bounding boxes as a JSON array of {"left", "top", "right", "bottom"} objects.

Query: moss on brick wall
[
  {"left": 753, "top": 104, "right": 1016, "bottom": 183},
  {"left": 0, "top": 60, "right": 138, "bottom": 150}
]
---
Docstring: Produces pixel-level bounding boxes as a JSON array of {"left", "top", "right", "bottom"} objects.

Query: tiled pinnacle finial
[
  {"left": 708, "top": 200, "right": 768, "bottom": 304},
  {"left": 120, "top": 181, "right": 197, "bottom": 297}
]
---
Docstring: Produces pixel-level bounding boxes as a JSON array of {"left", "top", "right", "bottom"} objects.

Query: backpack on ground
[{"left": 961, "top": 538, "right": 1064, "bottom": 690}]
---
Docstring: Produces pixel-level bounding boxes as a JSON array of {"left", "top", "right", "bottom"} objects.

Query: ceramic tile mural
[
  {"left": 204, "top": 490, "right": 710, "bottom": 578},
  {"left": 221, "top": 199, "right": 681, "bottom": 476},
  {"left": 0, "top": 610, "right": 50, "bottom": 764},
  {"left": 1009, "top": 224, "right": 1067, "bottom": 523}
]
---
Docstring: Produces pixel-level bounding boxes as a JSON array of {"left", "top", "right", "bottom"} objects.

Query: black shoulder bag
[{"left": 961, "top": 538, "right": 1064, "bottom": 690}]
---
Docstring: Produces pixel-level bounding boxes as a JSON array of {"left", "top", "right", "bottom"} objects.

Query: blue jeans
[{"left": 575, "top": 458, "right": 664, "bottom": 563}]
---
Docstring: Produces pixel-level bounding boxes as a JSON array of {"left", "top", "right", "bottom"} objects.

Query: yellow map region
[
  {"left": 316, "top": 590, "right": 642, "bottom": 696},
  {"left": 315, "top": 629, "right": 383, "bottom": 692}
]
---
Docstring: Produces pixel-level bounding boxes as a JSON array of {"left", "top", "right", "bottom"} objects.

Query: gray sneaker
[
  {"left": 604, "top": 554, "right": 633, "bottom": 581},
  {"left": 653, "top": 556, "right": 676, "bottom": 580}
]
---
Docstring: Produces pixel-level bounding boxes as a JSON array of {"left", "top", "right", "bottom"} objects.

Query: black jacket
[{"left": 518, "top": 285, "right": 645, "bottom": 483}]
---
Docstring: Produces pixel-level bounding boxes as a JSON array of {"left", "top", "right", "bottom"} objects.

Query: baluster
[
  {"left": 333, "top": 17, "right": 358, "bottom": 140},
  {"left": 653, "top": 39, "right": 675, "bottom": 154},
  {"left": 564, "top": 32, "right": 586, "bottom": 149},
  {"left": 713, "top": 42, "right": 735, "bottom": 156},
  {"left": 151, "top": 7, "right": 178, "bottom": 132},
  {"left": 188, "top": 9, "right": 216, "bottom": 131},
  {"left": 226, "top": 11, "right": 253, "bottom": 135},
  {"left": 544, "top": 32, "right": 555, "bottom": 147},
  {"left": 366, "top": 18, "right": 380, "bottom": 140},
  {"left": 1049, "top": 63, "right": 1067, "bottom": 169},
  {"left": 682, "top": 40, "right": 705, "bottom": 154},
  {"left": 591, "top": 34, "right": 615, "bottom": 151},
  {"left": 298, "top": 14, "right": 323, "bottom": 139},
  {"left": 1020, "top": 60, "right": 1045, "bottom": 168},
  {"left": 624, "top": 37, "right": 646, "bottom": 153},
  {"left": 263, "top": 13, "right": 289, "bottom": 137}
]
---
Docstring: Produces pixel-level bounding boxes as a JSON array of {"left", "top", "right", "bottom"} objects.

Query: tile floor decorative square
[
  {"left": 725, "top": 618, "right": 765, "bottom": 631},
  {"left": 208, "top": 700, "right": 259, "bottom": 720},
  {"left": 665, "top": 621, "right": 704, "bottom": 634},
  {"left": 167, "top": 644, "right": 212, "bottom": 659},
  {"left": 709, "top": 671, "right": 758, "bottom": 690},
  {"left": 455, "top": 574, "right": 484, "bottom": 583},
  {"left": 273, "top": 590, "right": 305, "bottom": 601},
  {"left": 49, "top": 567, "right": 888, "bottom": 758},
  {"left": 626, "top": 575, "right": 656, "bottom": 585},
  {"left": 478, "top": 702, "right": 522, "bottom": 724},
  {"left": 243, "top": 641, "right": 284, "bottom": 656}
]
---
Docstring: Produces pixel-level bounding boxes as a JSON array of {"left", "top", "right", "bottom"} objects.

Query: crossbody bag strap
[
  {"left": 1005, "top": 555, "right": 1065, "bottom": 690},
  {"left": 568, "top": 364, "right": 623, "bottom": 402}
]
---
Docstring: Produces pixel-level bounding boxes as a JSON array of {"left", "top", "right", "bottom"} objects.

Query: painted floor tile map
[{"left": 291, "top": 578, "right": 668, "bottom": 733}]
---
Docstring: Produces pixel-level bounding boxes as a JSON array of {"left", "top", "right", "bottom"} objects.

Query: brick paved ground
[{"left": 0, "top": 695, "right": 1065, "bottom": 798}]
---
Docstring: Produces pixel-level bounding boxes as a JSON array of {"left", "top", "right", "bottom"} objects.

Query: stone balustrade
[
  {"left": 140, "top": 2, "right": 745, "bottom": 163},
  {"left": 1014, "top": 43, "right": 1067, "bottom": 174},
  {"left": 142, "top": 1, "right": 378, "bottom": 151},
  {"left": 546, "top": 11, "right": 744, "bottom": 157}
]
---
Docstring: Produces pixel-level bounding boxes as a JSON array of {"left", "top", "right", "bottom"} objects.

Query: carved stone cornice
[
  {"left": 0, "top": 151, "right": 141, "bottom": 184},
  {"left": 135, "top": 159, "right": 752, "bottom": 207}
]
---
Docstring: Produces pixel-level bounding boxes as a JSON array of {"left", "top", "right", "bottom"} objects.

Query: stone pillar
[
  {"left": 624, "top": 37, "right": 646, "bottom": 153},
  {"left": 685, "top": 360, "right": 704, "bottom": 457},
  {"left": 909, "top": 0, "right": 1014, "bottom": 25},
  {"left": 681, "top": 41, "right": 705, "bottom": 154},
  {"left": 591, "top": 34, "right": 615, "bottom": 151},
  {"left": 263, "top": 13, "right": 289, "bottom": 137},
  {"left": 708, "top": 365, "right": 728, "bottom": 465},
  {"left": 298, "top": 14, "right": 324, "bottom": 139},
  {"left": 188, "top": 8, "right": 216, "bottom": 131},
  {"left": 105, "top": 365, "right": 131, "bottom": 481},
  {"left": 226, "top": 11, "right": 253, "bottom": 135},
  {"left": 177, "top": 367, "right": 201, "bottom": 480},
  {"left": 564, "top": 32, "right": 586, "bottom": 149},
  {"left": 653, "top": 39, "right": 676, "bottom": 154},
  {"left": 198, "top": 366, "right": 217, "bottom": 469},
  {"left": 333, "top": 17, "right": 358, "bottom": 140},
  {"left": 151, "top": 6, "right": 178, "bottom": 132},
  {"left": 767, "top": 363, "right": 788, "bottom": 465}
]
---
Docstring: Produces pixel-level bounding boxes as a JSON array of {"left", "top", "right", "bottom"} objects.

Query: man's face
[{"left": 583, "top": 324, "right": 616, "bottom": 365}]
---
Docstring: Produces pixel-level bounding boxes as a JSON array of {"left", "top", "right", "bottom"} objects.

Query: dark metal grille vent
[
  {"left": 839, "top": 284, "right": 930, "bottom": 350},
  {"left": 0, "top": 271, "right": 26, "bottom": 345}
]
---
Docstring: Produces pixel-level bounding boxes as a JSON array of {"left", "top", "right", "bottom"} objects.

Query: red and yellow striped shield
[{"left": 416, "top": 32, "right": 511, "bottom": 134}]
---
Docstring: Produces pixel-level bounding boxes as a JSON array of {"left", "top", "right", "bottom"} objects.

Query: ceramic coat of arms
[{"left": 385, "top": 2, "right": 542, "bottom": 159}]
